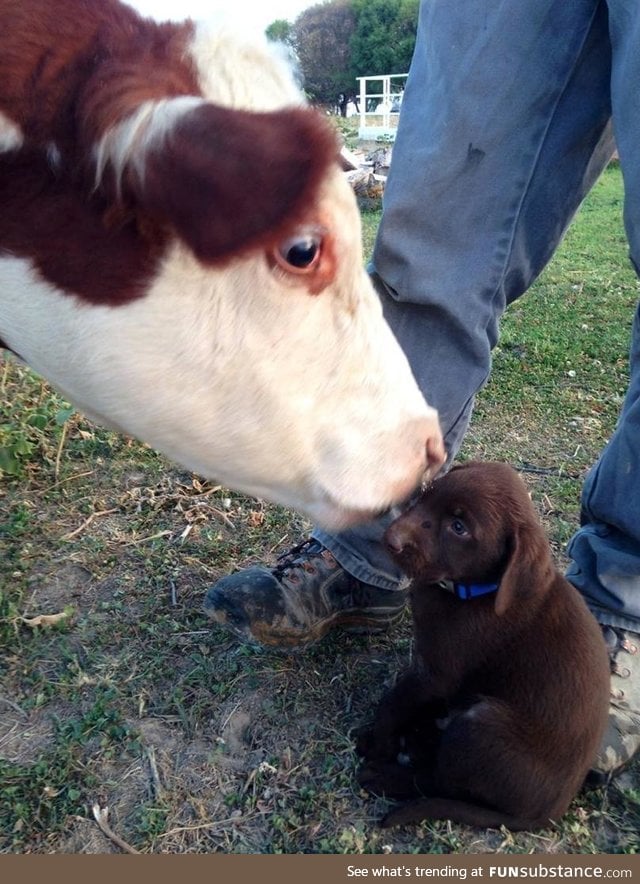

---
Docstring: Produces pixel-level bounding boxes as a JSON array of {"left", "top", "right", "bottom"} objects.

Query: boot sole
[{"left": 207, "top": 605, "right": 406, "bottom": 650}]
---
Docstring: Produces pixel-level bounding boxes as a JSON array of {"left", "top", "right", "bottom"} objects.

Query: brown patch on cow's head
[
  {"left": 0, "top": 0, "right": 199, "bottom": 158},
  {"left": 131, "top": 104, "right": 339, "bottom": 267},
  {"left": 0, "top": 147, "right": 166, "bottom": 305}
]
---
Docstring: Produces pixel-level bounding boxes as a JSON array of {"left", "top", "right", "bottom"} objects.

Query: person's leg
[
  {"left": 568, "top": 305, "right": 640, "bottom": 631},
  {"left": 567, "top": 0, "right": 640, "bottom": 778},
  {"left": 205, "top": 0, "right": 615, "bottom": 647}
]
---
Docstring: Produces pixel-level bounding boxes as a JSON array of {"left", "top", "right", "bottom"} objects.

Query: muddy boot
[{"left": 204, "top": 538, "right": 407, "bottom": 650}]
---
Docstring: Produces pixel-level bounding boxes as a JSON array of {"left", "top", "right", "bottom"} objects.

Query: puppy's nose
[{"left": 384, "top": 522, "right": 414, "bottom": 555}]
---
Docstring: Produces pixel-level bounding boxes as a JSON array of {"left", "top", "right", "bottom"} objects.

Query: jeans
[{"left": 314, "top": 0, "right": 640, "bottom": 631}]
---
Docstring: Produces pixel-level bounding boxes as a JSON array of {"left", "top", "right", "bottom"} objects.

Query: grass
[{"left": 1, "top": 163, "right": 639, "bottom": 854}]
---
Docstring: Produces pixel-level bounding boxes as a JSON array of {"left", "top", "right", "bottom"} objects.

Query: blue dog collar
[{"left": 437, "top": 579, "right": 499, "bottom": 600}]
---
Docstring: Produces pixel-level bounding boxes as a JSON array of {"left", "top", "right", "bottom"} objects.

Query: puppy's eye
[{"left": 450, "top": 518, "right": 469, "bottom": 537}]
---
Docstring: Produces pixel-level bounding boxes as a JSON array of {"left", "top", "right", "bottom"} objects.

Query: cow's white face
[{"left": 0, "top": 12, "right": 444, "bottom": 528}]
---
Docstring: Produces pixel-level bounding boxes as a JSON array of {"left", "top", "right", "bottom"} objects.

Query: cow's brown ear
[{"left": 132, "top": 103, "right": 338, "bottom": 263}]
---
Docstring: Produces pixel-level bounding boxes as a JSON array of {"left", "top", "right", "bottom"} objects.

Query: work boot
[
  {"left": 589, "top": 626, "right": 640, "bottom": 783},
  {"left": 204, "top": 538, "right": 407, "bottom": 650}
]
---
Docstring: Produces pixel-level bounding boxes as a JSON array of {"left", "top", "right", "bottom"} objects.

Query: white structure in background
[{"left": 357, "top": 73, "right": 408, "bottom": 140}]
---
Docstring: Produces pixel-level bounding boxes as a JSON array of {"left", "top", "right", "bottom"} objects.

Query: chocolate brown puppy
[{"left": 356, "top": 461, "right": 610, "bottom": 830}]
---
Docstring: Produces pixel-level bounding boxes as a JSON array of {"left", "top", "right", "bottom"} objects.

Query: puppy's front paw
[
  {"left": 354, "top": 725, "right": 401, "bottom": 764},
  {"left": 357, "top": 763, "right": 388, "bottom": 796}
]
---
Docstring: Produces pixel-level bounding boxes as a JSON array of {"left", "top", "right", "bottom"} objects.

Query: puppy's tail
[{"left": 382, "top": 798, "right": 551, "bottom": 832}]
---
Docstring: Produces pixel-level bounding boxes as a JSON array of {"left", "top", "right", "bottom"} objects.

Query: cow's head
[{"left": 0, "top": 13, "right": 444, "bottom": 528}]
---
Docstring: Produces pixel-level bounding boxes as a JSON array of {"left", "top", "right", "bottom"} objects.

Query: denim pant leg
[
  {"left": 567, "top": 305, "right": 640, "bottom": 631},
  {"left": 315, "top": 0, "right": 614, "bottom": 590},
  {"left": 565, "top": 0, "right": 640, "bottom": 632}
]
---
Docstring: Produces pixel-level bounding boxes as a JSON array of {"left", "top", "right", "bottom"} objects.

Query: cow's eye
[{"left": 274, "top": 232, "right": 323, "bottom": 271}]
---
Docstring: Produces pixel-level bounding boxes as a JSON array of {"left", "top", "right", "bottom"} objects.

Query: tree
[
  {"left": 350, "top": 0, "right": 419, "bottom": 77},
  {"left": 292, "top": 0, "right": 356, "bottom": 108},
  {"left": 265, "top": 18, "right": 294, "bottom": 48}
]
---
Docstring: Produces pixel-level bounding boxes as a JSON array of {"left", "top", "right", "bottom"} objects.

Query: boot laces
[{"left": 272, "top": 538, "right": 329, "bottom": 580}]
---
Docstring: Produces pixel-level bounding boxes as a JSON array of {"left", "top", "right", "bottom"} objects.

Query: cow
[{"left": 0, "top": 0, "right": 444, "bottom": 529}]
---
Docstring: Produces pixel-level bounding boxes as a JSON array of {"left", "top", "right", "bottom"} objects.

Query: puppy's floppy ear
[{"left": 494, "top": 522, "right": 553, "bottom": 616}]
